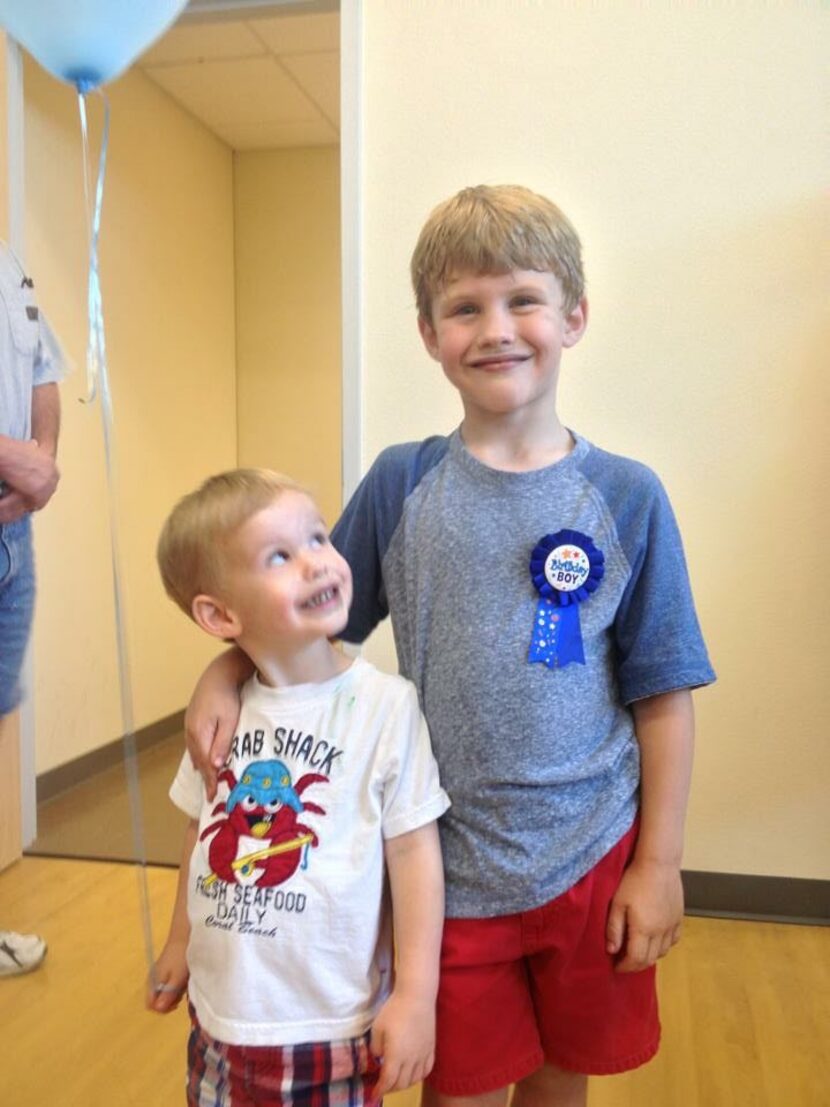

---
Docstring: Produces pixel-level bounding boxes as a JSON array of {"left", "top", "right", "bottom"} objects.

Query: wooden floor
[{"left": 2, "top": 856, "right": 828, "bottom": 1106}]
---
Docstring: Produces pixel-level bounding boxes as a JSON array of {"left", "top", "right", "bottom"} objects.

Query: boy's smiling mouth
[
  {"left": 469, "top": 353, "right": 529, "bottom": 370},
  {"left": 302, "top": 585, "right": 340, "bottom": 610}
]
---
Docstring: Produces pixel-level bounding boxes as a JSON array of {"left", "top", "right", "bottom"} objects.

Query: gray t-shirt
[{"left": 332, "top": 430, "right": 715, "bottom": 918}]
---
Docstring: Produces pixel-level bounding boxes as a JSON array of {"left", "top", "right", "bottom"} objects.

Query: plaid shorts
[{"left": 187, "top": 1006, "right": 381, "bottom": 1107}]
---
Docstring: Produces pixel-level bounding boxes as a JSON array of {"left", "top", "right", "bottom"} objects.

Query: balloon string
[
  {"left": 77, "top": 89, "right": 158, "bottom": 987},
  {"left": 77, "top": 94, "right": 97, "bottom": 403}
]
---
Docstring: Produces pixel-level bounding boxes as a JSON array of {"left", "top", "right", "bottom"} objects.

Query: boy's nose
[
  {"left": 479, "top": 307, "right": 514, "bottom": 347},
  {"left": 301, "top": 551, "right": 327, "bottom": 579}
]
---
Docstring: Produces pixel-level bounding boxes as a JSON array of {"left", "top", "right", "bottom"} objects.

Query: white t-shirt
[{"left": 170, "top": 657, "right": 450, "bottom": 1046}]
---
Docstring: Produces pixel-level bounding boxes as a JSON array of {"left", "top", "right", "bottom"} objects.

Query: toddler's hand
[
  {"left": 146, "top": 940, "right": 189, "bottom": 1014},
  {"left": 370, "top": 990, "right": 436, "bottom": 1096},
  {"left": 606, "top": 858, "right": 683, "bottom": 973}
]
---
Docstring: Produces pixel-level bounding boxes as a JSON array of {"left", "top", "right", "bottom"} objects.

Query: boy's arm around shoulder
[
  {"left": 372, "top": 820, "right": 444, "bottom": 1096},
  {"left": 147, "top": 818, "right": 198, "bottom": 1013},
  {"left": 332, "top": 436, "right": 450, "bottom": 644},
  {"left": 185, "top": 646, "right": 254, "bottom": 802},
  {"left": 606, "top": 690, "right": 694, "bottom": 973}
]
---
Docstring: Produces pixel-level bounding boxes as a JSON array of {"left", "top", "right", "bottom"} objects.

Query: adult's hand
[
  {"left": 0, "top": 437, "right": 59, "bottom": 512},
  {"left": 0, "top": 488, "right": 32, "bottom": 524}
]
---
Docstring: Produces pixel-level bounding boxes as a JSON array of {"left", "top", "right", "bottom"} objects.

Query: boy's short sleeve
[
  {"left": 332, "top": 437, "right": 451, "bottom": 644},
  {"left": 332, "top": 459, "right": 391, "bottom": 643},
  {"left": 378, "top": 681, "right": 450, "bottom": 840},
  {"left": 169, "top": 751, "right": 203, "bottom": 820},
  {"left": 33, "top": 312, "right": 71, "bottom": 387},
  {"left": 613, "top": 475, "right": 715, "bottom": 704}
]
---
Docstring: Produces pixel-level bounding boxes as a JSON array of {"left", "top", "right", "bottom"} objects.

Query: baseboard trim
[
  {"left": 682, "top": 869, "right": 829, "bottom": 926},
  {"left": 35, "top": 740, "right": 830, "bottom": 927},
  {"left": 26, "top": 849, "right": 179, "bottom": 871},
  {"left": 36, "top": 710, "right": 185, "bottom": 803}
]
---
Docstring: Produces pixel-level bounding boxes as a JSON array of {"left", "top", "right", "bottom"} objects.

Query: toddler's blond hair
[{"left": 157, "top": 468, "right": 303, "bottom": 619}]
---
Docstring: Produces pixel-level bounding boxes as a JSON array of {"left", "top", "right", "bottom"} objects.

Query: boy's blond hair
[
  {"left": 157, "top": 468, "right": 303, "bottom": 619},
  {"left": 411, "top": 184, "right": 584, "bottom": 321}
]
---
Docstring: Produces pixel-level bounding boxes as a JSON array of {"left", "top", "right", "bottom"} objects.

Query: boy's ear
[
  {"left": 191, "top": 594, "right": 241, "bottom": 641},
  {"left": 562, "top": 296, "right": 589, "bottom": 348},
  {"left": 418, "top": 314, "right": 441, "bottom": 361}
]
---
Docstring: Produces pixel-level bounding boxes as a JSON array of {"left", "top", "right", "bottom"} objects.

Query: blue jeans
[{"left": 0, "top": 516, "right": 35, "bottom": 716}]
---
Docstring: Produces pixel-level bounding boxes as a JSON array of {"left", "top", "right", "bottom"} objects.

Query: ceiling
[{"left": 137, "top": 3, "right": 339, "bottom": 151}]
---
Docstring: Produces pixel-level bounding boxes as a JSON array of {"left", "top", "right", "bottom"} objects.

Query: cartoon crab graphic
[{"left": 200, "top": 760, "right": 327, "bottom": 888}]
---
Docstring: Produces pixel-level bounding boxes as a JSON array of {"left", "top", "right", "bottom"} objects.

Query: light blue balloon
[{"left": 0, "top": 0, "right": 188, "bottom": 91}]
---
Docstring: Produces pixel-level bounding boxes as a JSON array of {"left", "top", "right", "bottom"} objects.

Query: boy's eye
[
  {"left": 511, "top": 295, "right": 539, "bottom": 309},
  {"left": 267, "top": 550, "right": 288, "bottom": 566},
  {"left": 446, "top": 302, "right": 477, "bottom": 317},
  {"left": 309, "top": 531, "right": 328, "bottom": 549}
]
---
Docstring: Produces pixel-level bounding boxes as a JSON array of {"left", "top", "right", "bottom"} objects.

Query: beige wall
[
  {"left": 234, "top": 146, "right": 341, "bottom": 527},
  {"left": 24, "top": 60, "right": 237, "bottom": 773},
  {"left": 359, "top": 6, "right": 828, "bottom": 878}
]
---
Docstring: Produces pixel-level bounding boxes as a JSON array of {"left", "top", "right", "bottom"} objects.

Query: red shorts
[{"left": 427, "top": 819, "right": 660, "bottom": 1096}]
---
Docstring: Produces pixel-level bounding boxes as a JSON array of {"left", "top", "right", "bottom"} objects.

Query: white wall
[{"left": 359, "top": 4, "right": 828, "bottom": 878}]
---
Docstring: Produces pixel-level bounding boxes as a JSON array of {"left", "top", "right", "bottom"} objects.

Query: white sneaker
[{"left": 0, "top": 930, "right": 47, "bottom": 976}]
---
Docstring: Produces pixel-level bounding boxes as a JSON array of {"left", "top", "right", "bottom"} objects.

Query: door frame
[{"left": 2, "top": 35, "right": 36, "bottom": 848}]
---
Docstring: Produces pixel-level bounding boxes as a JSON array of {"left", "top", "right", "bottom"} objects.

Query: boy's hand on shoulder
[
  {"left": 370, "top": 989, "right": 436, "bottom": 1096},
  {"left": 606, "top": 858, "right": 684, "bottom": 973},
  {"left": 185, "top": 649, "right": 248, "bottom": 801},
  {"left": 184, "top": 700, "right": 226, "bottom": 803},
  {"left": 146, "top": 939, "right": 189, "bottom": 1014}
]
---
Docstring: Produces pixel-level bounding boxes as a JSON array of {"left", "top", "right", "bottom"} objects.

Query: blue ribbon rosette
[{"left": 528, "top": 529, "right": 605, "bottom": 669}]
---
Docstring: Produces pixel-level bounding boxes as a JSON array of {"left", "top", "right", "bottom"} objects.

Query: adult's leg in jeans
[
  {"left": 0, "top": 519, "right": 34, "bottom": 868},
  {"left": 0, "top": 520, "right": 46, "bottom": 975}
]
